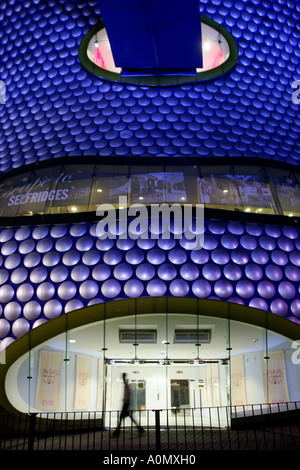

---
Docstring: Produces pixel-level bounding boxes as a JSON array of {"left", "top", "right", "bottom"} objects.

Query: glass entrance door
[
  {"left": 170, "top": 379, "right": 190, "bottom": 412},
  {"left": 129, "top": 381, "right": 146, "bottom": 411}
]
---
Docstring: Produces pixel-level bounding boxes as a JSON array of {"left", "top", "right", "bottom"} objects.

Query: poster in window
[
  {"left": 108, "top": 175, "right": 129, "bottom": 203},
  {"left": 198, "top": 175, "right": 241, "bottom": 207},
  {"left": 276, "top": 178, "right": 300, "bottom": 214},
  {"left": 0, "top": 173, "right": 53, "bottom": 216},
  {"left": 130, "top": 173, "right": 164, "bottom": 203},
  {"left": 235, "top": 175, "right": 273, "bottom": 208},
  {"left": 164, "top": 172, "right": 187, "bottom": 203}
]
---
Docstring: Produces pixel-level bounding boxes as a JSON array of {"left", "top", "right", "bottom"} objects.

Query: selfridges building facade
[{"left": 0, "top": 0, "right": 300, "bottom": 423}]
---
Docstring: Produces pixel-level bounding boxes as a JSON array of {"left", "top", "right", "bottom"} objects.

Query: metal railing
[{"left": 1, "top": 402, "right": 300, "bottom": 451}]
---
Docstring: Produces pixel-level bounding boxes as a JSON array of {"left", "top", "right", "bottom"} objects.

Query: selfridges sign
[
  {"left": 0, "top": 171, "right": 91, "bottom": 216},
  {"left": 0, "top": 166, "right": 189, "bottom": 217},
  {"left": 7, "top": 188, "right": 69, "bottom": 207},
  {"left": 6, "top": 175, "right": 89, "bottom": 207}
]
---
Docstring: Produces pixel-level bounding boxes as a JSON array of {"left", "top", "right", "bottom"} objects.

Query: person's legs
[
  {"left": 128, "top": 411, "right": 144, "bottom": 434},
  {"left": 112, "top": 404, "right": 129, "bottom": 436},
  {"left": 113, "top": 404, "right": 144, "bottom": 436}
]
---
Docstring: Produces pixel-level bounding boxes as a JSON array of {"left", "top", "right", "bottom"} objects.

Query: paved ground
[{"left": 2, "top": 426, "right": 300, "bottom": 451}]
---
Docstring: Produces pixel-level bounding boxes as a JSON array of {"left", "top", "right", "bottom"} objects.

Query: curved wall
[{"left": 0, "top": 217, "right": 299, "bottom": 350}]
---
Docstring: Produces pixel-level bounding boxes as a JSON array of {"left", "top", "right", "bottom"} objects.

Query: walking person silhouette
[{"left": 112, "top": 373, "right": 144, "bottom": 437}]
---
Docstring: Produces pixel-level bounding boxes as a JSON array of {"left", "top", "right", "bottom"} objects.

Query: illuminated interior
[
  {"left": 5, "top": 311, "right": 300, "bottom": 426},
  {"left": 87, "top": 22, "right": 230, "bottom": 75},
  {"left": 88, "top": 28, "right": 122, "bottom": 74}
]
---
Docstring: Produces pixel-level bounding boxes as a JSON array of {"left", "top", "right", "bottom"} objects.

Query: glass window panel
[
  {"left": 130, "top": 172, "right": 164, "bottom": 204},
  {"left": 129, "top": 166, "right": 164, "bottom": 204},
  {"left": 263, "top": 333, "right": 293, "bottom": 405},
  {"left": 198, "top": 166, "right": 242, "bottom": 210},
  {"left": 233, "top": 165, "right": 277, "bottom": 215},
  {"left": 0, "top": 172, "right": 32, "bottom": 217},
  {"left": 230, "top": 320, "right": 266, "bottom": 406},
  {"left": 171, "top": 379, "right": 189, "bottom": 407},
  {"left": 268, "top": 168, "right": 300, "bottom": 217},
  {"left": 284, "top": 338, "right": 300, "bottom": 403},
  {"left": 93, "top": 164, "right": 129, "bottom": 208},
  {"left": 6, "top": 321, "right": 107, "bottom": 414},
  {"left": 182, "top": 165, "right": 200, "bottom": 204},
  {"left": 50, "top": 165, "right": 94, "bottom": 214},
  {"left": 1, "top": 163, "right": 300, "bottom": 218},
  {"left": 164, "top": 167, "right": 187, "bottom": 203},
  {"left": 21, "top": 167, "right": 62, "bottom": 216}
]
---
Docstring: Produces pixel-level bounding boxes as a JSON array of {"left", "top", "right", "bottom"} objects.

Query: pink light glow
[
  {"left": 92, "top": 48, "right": 105, "bottom": 68},
  {"left": 202, "top": 40, "right": 225, "bottom": 70},
  {"left": 212, "top": 48, "right": 224, "bottom": 69}
]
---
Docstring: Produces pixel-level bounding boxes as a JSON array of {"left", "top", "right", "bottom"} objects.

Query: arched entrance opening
[{"left": 2, "top": 297, "right": 300, "bottom": 427}]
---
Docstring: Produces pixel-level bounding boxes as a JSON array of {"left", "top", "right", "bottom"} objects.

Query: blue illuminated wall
[
  {"left": 0, "top": 219, "right": 299, "bottom": 346},
  {"left": 0, "top": 0, "right": 300, "bottom": 349},
  {"left": 0, "top": 0, "right": 299, "bottom": 169}
]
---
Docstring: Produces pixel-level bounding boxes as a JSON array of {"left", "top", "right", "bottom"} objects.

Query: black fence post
[
  {"left": 154, "top": 410, "right": 161, "bottom": 451},
  {"left": 28, "top": 413, "right": 37, "bottom": 451}
]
